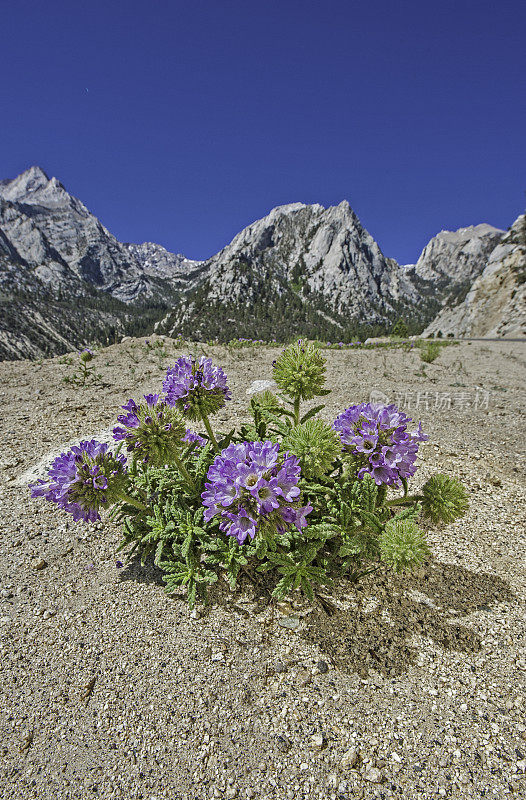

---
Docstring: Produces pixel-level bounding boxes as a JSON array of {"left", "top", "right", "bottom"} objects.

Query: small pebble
[
  {"left": 363, "top": 766, "right": 383, "bottom": 783},
  {"left": 310, "top": 733, "right": 325, "bottom": 749},
  {"left": 278, "top": 616, "right": 300, "bottom": 630},
  {"left": 341, "top": 747, "right": 360, "bottom": 769}
]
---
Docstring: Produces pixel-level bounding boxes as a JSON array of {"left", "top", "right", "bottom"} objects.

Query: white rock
[{"left": 246, "top": 379, "right": 278, "bottom": 396}]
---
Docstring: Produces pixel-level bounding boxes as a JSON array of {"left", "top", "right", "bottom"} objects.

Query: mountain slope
[
  {"left": 0, "top": 166, "right": 197, "bottom": 302},
  {"left": 0, "top": 167, "right": 197, "bottom": 359},
  {"left": 423, "top": 214, "right": 526, "bottom": 338}
]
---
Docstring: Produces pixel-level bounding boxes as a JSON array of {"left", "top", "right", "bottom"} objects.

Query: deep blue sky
[{"left": 2, "top": 0, "right": 525, "bottom": 264}]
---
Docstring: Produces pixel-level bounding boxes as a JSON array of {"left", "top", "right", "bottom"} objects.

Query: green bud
[
  {"left": 421, "top": 474, "right": 469, "bottom": 524},
  {"left": 249, "top": 390, "right": 283, "bottom": 415},
  {"left": 380, "top": 519, "right": 430, "bottom": 572},
  {"left": 123, "top": 402, "right": 187, "bottom": 467},
  {"left": 282, "top": 419, "right": 341, "bottom": 478},
  {"left": 272, "top": 340, "right": 327, "bottom": 401}
]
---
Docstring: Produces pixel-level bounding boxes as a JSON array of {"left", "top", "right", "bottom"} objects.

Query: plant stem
[
  {"left": 386, "top": 494, "right": 423, "bottom": 507},
  {"left": 294, "top": 395, "right": 301, "bottom": 426},
  {"left": 172, "top": 451, "right": 198, "bottom": 493},
  {"left": 201, "top": 413, "right": 220, "bottom": 452},
  {"left": 376, "top": 485, "right": 387, "bottom": 507},
  {"left": 114, "top": 492, "right": 148, "bottom": 511}
]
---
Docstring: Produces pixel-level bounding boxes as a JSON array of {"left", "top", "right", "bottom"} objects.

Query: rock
[
  {"left": 310, "top": 733, "right": 325, "bottom": 749},
  {"left": 363, "top": 766, "right": 384, "bottom": 783},
  {"left": 276, "top": 735, "right": 291, "bottom": 753},
  {"left": 274, "top": 661, "right": 287, "bottom": 674},
  {"left": 32, "top": 558, "right": 48, "bottom": 570},
  {"left": 278, "top": 616, "right": 300, "bottom": 630},
  {"left": 411, "top": 223, "right": 503, "bottom": 291},
  {"left": 341, "top": 747, "right": 360, "bottom": 769},
  {"left": 364, "top": 337, "right": 392, "bottom": 345},
  {"left": 246, "top": 379, "right": 277, "bottom": 396},
  {"left": 295, "top": 668, "right": 312, "bottom": 687},
  {"left": 316, "top": 660, "right": 329, "bottom": 673},
  {"left": 210, "top": 652, "right": 224, "bottom": 662}
]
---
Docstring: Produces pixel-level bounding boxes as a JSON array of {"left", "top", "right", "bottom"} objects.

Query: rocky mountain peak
[
  {"left": 0, "top": 165, "right": 50, "bottom": 201},
  {"left": 0, "top": 166, "right": 187, "bottom": 304},
  {"left": 411, "top": 222, "right": 504, "bottom": 290},
  {"left": 159, "top": 199, "right": 422, "bottom": 344}
]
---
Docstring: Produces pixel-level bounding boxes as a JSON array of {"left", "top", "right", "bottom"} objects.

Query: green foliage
[
  {"left": 62, "top": 349, "right": 102, "bottom": 387},
  {"left": 390, "top": 317, "right": 409, "bottom": 338},
  {"left": 259, "top": 545, "right": 331, "bottom": 601},
  {"left": 421, "top": 474, "right": 469, "bottom": 524},
  {"left": 420, "top": 342, "right": 441, "bottom": 363}
]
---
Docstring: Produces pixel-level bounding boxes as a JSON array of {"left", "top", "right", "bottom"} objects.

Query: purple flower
[
  {"left": 202, "top": 441, "right": 311, "bottom": 544},
  {"left": 183, "top": 429, "right": 207, "bottom": 447},
  {"left": 333, "top": 403, "right": 428, "bottom": 486},
  {"left": 163, "top": 356, "right": 231, "bottom": 420},
  {"left": 29, "top": 440, "right": 127, "bottom": 522}
]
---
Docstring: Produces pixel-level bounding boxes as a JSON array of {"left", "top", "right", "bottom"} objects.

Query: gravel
[{"left": 0, "top": 337, "right": 525, "bottom": 799}]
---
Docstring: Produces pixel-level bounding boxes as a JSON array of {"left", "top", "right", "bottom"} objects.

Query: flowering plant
[{"left": 30, "top": 341, "right": 468, "bottom": 608}]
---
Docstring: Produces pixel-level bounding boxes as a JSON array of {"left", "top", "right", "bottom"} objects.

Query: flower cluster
[
  {"left": 202, "top": 441, "right": 312, "bottom": 544},
  {"left": 113, "top": 394, "right": 187, "bottom": 465},
  {"left": 333, "top": 403, "right": 428, "bottom": 486},
  {"left": 163, "top": 357, "right": 231, "bottom": 420},
  {"left": 30, "top": 440, "right": 127, "bottom": 522}
]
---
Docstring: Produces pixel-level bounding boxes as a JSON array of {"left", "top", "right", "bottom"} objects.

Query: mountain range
[{"left": 0, "top": 166, "right": 524, "bottom": 359}]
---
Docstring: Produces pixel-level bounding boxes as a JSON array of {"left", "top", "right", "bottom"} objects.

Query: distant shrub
[{"left": 420, "top": 342, "right": 441, "bottom": 363}]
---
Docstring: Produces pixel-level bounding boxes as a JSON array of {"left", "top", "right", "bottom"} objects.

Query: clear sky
[{"left": 2, "top": 0, "right": 525, "bottom": 264}]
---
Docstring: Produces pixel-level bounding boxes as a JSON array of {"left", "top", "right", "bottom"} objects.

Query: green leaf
[
  {"left": 303, "top": 523, "right": 341, "bottom": 541},
  {"left": 299, "top": 404, "right": 326, "bottom": 423},
  {"left": 217, "top": 428, "right": 236, "bottom": 450},
  {"left": 272, "top": 574, "right": 295, "bottom": 599},
  {"left": 356, "top": 510, "right": 384, "bottom": 534}
]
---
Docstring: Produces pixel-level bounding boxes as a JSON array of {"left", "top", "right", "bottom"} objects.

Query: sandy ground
[{"left": 0, "top": 338, "right": 525, "bottom": 800}]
